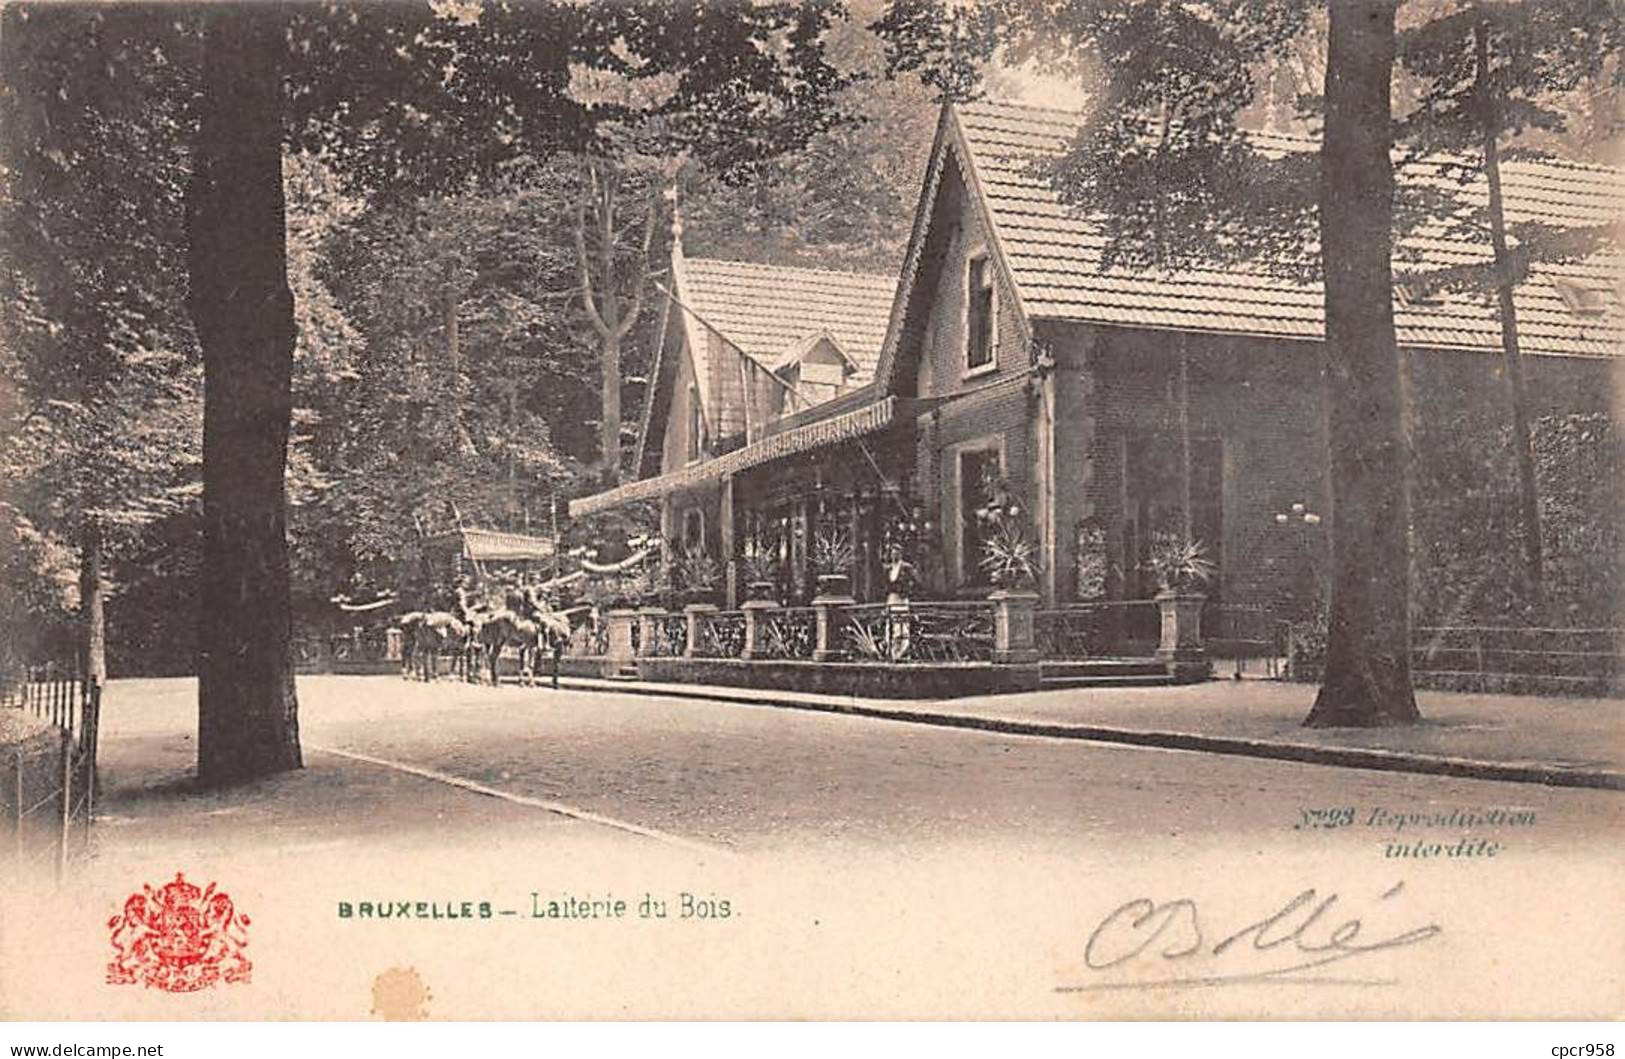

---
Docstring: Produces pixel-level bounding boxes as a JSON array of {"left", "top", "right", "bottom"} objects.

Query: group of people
[{"left": 396, "top": 580, "right": 576, "bottom": 688}]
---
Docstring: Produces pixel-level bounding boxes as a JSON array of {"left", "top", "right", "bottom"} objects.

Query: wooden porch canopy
[{"left": 570, "top": 396, "right": 899, "bottom": 518}]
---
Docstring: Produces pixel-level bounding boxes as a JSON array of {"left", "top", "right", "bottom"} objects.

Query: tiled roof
[
  {"left": 677, "top": 256, "right": 896, "bottom": 377},
  {"left": 955, "top": 100, "right": 1623, "bottom": 358}
]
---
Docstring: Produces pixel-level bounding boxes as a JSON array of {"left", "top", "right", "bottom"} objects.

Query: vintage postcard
[{"left": 1, "top": 0, "right": 1621, "bottom": 1024}]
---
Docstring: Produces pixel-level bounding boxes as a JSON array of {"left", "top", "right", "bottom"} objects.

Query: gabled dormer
[{"left": 775, "top": 331, "right": 860, "bottom": 414}]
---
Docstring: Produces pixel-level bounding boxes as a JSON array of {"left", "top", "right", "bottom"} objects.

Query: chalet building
[
  {"left": 573, "top": 99, "right": 1624, "bottom": 616},
  {"left": 572, "top": 244, "right": 905, "bottom": 603}
]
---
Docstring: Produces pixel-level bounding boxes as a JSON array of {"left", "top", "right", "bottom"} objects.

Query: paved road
[
  {"left": 100, "top": 675, "right": 1621, "bottom": 857},
  {"left": 43, "top": 677, "right": 1625, "bottom": 1018}
]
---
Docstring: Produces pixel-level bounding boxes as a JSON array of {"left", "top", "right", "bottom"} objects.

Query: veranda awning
[
  {"left": 456, "top": 527, "right": 557, "bottom": 562},
  {"left": 569, "top": 396, "right": 898, "bottom": 518}
]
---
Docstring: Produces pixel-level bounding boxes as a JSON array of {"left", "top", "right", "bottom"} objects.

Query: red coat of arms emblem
[{"left": 107, "top": 872, "right": 252, "bottom": 991}]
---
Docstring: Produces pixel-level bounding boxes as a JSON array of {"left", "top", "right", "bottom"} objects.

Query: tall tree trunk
[
  {"left": 186, "top": 4, "right": 302, "bottom": 784},
  {"left": 597, "top": 164, "right": 624, "bottom": 486},
  {"left": 1305, "top": 0, "right": 1419, "bottom": 728},
  {"left": 574, "top": 160, "right": 659, "bottom": 489},
  {"left": 1476, "top": 19, "right": 1544, "bottom": 612},
  {"left": 600, "top": 331, "right": 623, "bottom": 485},
  {"left": 79, "top": 517, "right": 105, "bottom": 685}
]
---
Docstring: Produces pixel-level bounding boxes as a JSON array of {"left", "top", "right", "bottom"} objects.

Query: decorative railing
[
  {"left": 759, "top": 607, "right": 818, "bottom": 661},
  {"left": 844, "top": 602, "right": 901, "bottom": 661},
  {"left": 293, "top": 628, "right": 399, "bottom": 671},
  {"left": 843, "top": 600, "right": 995, "bottom": 663},
  {"left": 329, "top": 629, "right": 392, "bottom": 663},
  {"left": 903, "top": 600, "right": 995, "bottom": 662},
  {"left": 695, "top": 610, "right": 747, "bottom": 659},
  {"left": 565, "top": 615, "right": 607, "bottom": 658},
  {"left": 644, "top": 613, "right": 689, "bottom": 658},
  {"left": 1035, "top": 601, "right": 1161, "bottom": 659}
]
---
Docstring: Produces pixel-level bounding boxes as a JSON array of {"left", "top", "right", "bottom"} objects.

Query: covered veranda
[{"left": 570, "top": 395, "right": 919, "bottom": 608}]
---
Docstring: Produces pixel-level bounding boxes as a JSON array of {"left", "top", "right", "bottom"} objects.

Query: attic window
[
  {"left": 1395, "top": 282, "right": 1444, "bottom": 308},
  {"left": 1553, "top": 279, "right": 1607, "bottom": 316},
  {"left": 966, "top": 254, "right": 996, "bottom": 373}
]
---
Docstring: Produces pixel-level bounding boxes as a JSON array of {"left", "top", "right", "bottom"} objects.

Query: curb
[{"left": 545, "top": 676, "right": 1625, "bottom": 792}]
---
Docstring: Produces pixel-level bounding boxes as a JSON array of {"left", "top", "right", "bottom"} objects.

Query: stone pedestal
[
  {"left": 740, "top": 598, "right": 780, "bottom": 660},
  {"left": 811, "top": 593, "right": 856, "bottom": 662},
  {"left": 1155, "top": 591, "right": 1211, "bottom": 682},
  {"left": 636, "top": 607, "right": 667, "bottom": 658},
  {"left": 605, "top": 608, "right": 639, "bottom": 664},
  {"left": 683, "top": 603, "right": 718, "bottom": 658},
  {"left": 990, "top": 588, "right": 1040, "bottom": 664}
]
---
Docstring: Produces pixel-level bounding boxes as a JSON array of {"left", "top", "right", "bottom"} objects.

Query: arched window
[{"left": 682, "top": 507, "right": 706, "bottom": 555}]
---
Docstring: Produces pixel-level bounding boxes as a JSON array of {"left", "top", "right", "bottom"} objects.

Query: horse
[
  {"left": 407, "top": 610, "right": 468, "bottom": 681},
  {"left": 526, "top": 589, "right": 573, "bottom": 689},
  {"left": 474, "top": 587, "right": 571, "bottom": 687}
]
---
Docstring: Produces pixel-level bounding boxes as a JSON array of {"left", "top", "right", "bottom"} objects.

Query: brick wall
[
  {"left": 1048, "top": 323, "right": 1622, "bottom": 611},
  {"left": 898, "top": 153, "right": 1041, "bottom": 594}
]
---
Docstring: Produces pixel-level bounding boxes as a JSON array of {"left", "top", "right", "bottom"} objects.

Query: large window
[
  {"left": 965, "top": 254, "right": 995, "bottom": 373},
  {"left": 957, "top": 444, "right": 1002, "bottom": 586},
  {"left": 1123, "top": 435, "right": 1224, "bottom": 597}
]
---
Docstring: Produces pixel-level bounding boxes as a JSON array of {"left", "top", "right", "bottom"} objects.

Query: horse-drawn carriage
[{"left": 396, "top": 526, "right": 576, "bottom": 686}]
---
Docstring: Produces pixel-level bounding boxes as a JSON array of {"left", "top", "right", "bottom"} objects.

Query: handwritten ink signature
[{"left": 1056, "top": 881, "right": 1441, "bottom": 992}]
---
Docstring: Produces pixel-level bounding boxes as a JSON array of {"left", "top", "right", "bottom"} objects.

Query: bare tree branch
[
  {"left": 612, "top": 184, "right": 661, "bottom": 342},
  {"left": 572, "top": 161, "right": 611, "bottom": 339}
]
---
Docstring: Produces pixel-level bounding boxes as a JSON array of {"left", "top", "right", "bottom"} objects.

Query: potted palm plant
[
  {"left": 979, "top": 519, "right": 1041, "bottom": 591},
  {"left": 980, "top": 516, "right": 1042, "bottom": 664},
  {"left": 738, "top": 536, "right": 780, "bottom": 603},
  {"left": 672, "top": 544, "right": 721, "bottom": 606},
  {"left": 810, "top": 527, "right": 855, "bottom": 599},
  {"left": 1146, "top": 532, "right": 1215, "bottom": 678}
]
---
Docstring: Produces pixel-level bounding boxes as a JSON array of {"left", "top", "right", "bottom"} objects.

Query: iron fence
[
  {"left": 843, "top": 600, "right": 995, "bottom": 663},
  {"left": 1035, "top": 601, "right": 1161, "bottom": 659},
  {"left": 645, "top": 613, "right": 690, "bottom": 658},
  {"left": 4, "top": 663, "right": 100, "bottom": 880},
  {"left": 695, "top": 611, "right": 747, "bottom": 659},
  {"left": 758, "top": 608, "right": 818, "bottom": 661},
  {"left": 1203, "top": 603, "right": 1292, "bottom": 679}
]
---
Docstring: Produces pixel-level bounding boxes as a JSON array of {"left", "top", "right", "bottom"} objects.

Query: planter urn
[{"left": 815, "top": 572, "right": 851, "bottom": 599}]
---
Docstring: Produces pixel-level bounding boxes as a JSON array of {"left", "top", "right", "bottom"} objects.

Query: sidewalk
[
  {"left": 86, "top": 680, "right": 719, "bottom": 872},
  {"left": 550, "top": 673, "right": 1625, "bottom": 790}
]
